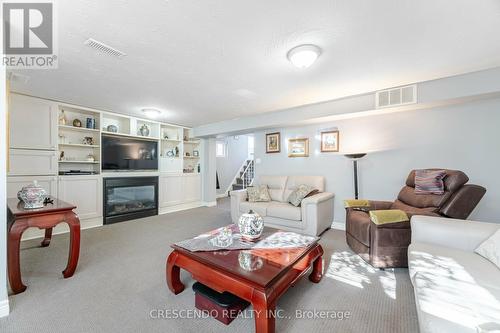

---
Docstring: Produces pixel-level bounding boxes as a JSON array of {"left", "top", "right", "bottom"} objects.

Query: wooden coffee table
[{"left": 166, "top": 228, "right": 324, "bottom": 333}]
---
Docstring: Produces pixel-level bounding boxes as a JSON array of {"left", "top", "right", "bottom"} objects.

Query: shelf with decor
[
  {"left": 58, "top": 125, "right": 100, "bottom": 133},
  {"left": 101, "top": 131, "right": 159, "bottom": 142},
  {"left": 59, "top": 160, "right": 100, "bottom": 164},
  {"left": 58, "top": 143, "right": 100, "bottom": 148}
]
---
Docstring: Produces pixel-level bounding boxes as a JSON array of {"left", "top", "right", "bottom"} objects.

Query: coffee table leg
[
  {"left": 309, "top": 245, "right": 324, "bottom": 283},
  {"left": 8, "top": 221, "right": 29, "bottom": 294},
  {"left": 41, "top": 228, "right": 53, "bottom": 247},
  {"left": 166, "top": 251, "right": 185, "bottom": 294},
  {"left": 62, "top": 212, "right": 80, "bottom": 278},
  {"left": 252, "top": 291, "right": 276, "bottom": 333}
]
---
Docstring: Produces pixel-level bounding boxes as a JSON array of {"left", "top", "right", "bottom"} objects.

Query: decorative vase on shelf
[
  {"left": 238, "top": 210, "right": 264, "bottom": 241},
  {"left": 106, "top": 124, "right": 118, "bottom": 132},
  {"left": 139, "top": 124, "right": 150, "bottom": 136},
  {"left": 17, "top": 181, "right": 47, "bottom": 209},
  {"left": 73, "top": 119, "right": 82, "bottom": 127}
]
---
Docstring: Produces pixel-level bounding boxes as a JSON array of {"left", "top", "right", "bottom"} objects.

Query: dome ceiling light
[
  {"left": 287, "top": 44, "right": 321, "bottom": 69},
  {"left": 141, "top": 108, "right": 162, "bottom": 118}
]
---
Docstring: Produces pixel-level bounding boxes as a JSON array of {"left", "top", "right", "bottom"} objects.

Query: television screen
[{"left": 102, "top": 135, "right": 158, "bottom": 171}]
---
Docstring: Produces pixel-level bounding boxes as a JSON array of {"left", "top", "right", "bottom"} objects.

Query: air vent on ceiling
[
  {"left": 84, "top": 38, "right": 126, "bottom": 58},
  {"left": 376, "top": 85, "right": 417, "bottom": 109}
]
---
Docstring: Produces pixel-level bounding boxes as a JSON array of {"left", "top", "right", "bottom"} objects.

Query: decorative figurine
[
  {"left": 175, "top": 146, "right": 179, "bottom": 157},
  {"left": 59, "top": 151, "right": 65, "bottom": 161},
  {"left": 82, "top": 137, "right": 94, "bottom": 145},
  {"left": 86, "top": 154, "right": 95, "bottom": 162},
  {"left": 59, "top": 110, "right": 67, "bottom": 125},
  {"left": 73, "top": 118, "right": 82, "bottom": 127}
]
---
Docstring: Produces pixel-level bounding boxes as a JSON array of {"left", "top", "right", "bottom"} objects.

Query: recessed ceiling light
[
  {"left": 287, "top": 44, "right": 321, "bottom": 69},
  {"left": 141, "top": 108, "right": 162, "bottom": 118}
]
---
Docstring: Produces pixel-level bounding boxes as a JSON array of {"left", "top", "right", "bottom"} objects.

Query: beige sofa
[
  {"left": 230, "top": 175, "right": 334, "bottom": 236},
  {"left": 408, "top": 216, "right": 500, "bottom": 333}
]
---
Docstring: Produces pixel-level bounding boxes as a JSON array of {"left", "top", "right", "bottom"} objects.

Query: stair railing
[{"left": 240, "top": 159, "right": 255, "bottom": 190}]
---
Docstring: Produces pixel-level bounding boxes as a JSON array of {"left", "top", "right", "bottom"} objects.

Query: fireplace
[{"left": 103, "top": 177, "right": 158, "bottom": 224}]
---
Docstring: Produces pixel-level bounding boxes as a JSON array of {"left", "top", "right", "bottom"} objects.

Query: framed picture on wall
[
  {"left": 288, "top": 138, "right": 309, "bottom": 157},
  {"left": 266, "top": 132, "right": 281, "bottom": 153},
  {"left": 321, "top": 130, "right": 340, "bottom": 152}
]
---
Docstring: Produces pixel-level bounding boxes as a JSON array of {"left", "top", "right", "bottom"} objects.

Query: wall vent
[
  {"left": 376, "top": 85, "right": 417, "bottom": 109},
  {"left": 84, "top": 38, "right": 126, "bottom": 58}
]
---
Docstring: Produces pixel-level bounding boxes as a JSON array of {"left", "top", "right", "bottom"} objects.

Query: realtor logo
[{"left": 2, "top": 1, "right": 58, "bottom": 69}]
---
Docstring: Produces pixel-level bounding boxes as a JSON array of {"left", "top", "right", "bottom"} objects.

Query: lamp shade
[{"left": 344, "top": 153, "right": 367, "bottom": 159}]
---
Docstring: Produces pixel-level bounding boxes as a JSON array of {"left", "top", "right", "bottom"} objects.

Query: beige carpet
[{"left": 0, "top": 205, "right": 418, "bottom": 332}]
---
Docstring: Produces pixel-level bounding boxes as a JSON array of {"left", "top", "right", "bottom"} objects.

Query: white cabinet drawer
[
  {"left": 9, "top": 94, "right": 58, "bottom": 150},
  {"left": 7, "top": 176, "right": 58, "bottom": 199},
  {"left": 58, "top": 175, "right": 102, "bottom": 220},
  {"left": 8, "top": 149, "right": 58, "bottom": 176}
]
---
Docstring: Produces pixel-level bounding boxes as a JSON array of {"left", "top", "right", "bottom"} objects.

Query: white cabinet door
[
  {"left": 159, "top": 174, "right": 183, "bottom": 207},
  {"left": 9, "top": 94, "right": 58, "bottom": 150},
  {"left": 183, "top": 174, "right": 201, "bottom": 203},
  {"left": 7, "top": 176, "right": 58, "bottom": 199},
  {"left": 8, "top": 149, "right": 58, "bottom": 176},
  {"left": 58, "top": 175, "right": 102, "bottom": 220}
]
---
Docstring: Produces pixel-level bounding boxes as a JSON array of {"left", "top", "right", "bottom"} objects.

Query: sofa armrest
[
  {"left": 410, "top": 215, "right": 500, "bottom": 252},
  {"left": 301, "top": 192, "right": 335, "bottom": 236},
  {"left": 230, "top": 189, "right": 247, "bottom": 202},
  {"left": 302, "top": 192, "right": 334, "bottom": 206},
  {"left": 230, "top": 189, "right": 247, "bottom": 223}
]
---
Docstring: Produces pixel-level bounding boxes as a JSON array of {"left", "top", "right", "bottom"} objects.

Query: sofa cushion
[
  {"left": 256, "top": 176, "right": 287, "bottom": 202},
  {"left": 475, "top": 229, "right": 500, "bottom": 270},
  {"left": 239, "top": 201, "right": 269, "bottom": 217},
  {"left": 287, "top": 184, "right": 315, "bottom": 207},
  {"left": 408, "top": 242, "right": 500, "bottom": 292},
  {"left": 409, "top": 242, "right": 500, "bottom": 333},
  {"left": 247, "top": 185, "right": 271, "bottom": 202},
  {"left": 346, "top": 210, "right": 371, "bottom": 247},
  {"left": 283, "top": 176, "right": 324, "bottom": 201},
  {"left": 391, "top": 200, "right": 440, "bottom": 216},
  {"left": 267, "top": 202, "right": 302, "bottom": 221},
  {"left": 397, "top": 186, "right": 451, "bottom": 209}
]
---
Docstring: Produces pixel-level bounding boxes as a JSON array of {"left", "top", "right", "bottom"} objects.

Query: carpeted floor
[{"left": 0, "top": 204, "right": 418, "bottom": 333}]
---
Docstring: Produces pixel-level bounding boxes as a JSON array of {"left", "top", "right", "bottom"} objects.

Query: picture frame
[
  {"left": 288, "top": 138, "right": 309, "bottom": 157},
  {"left": 266, "top": 132, "right": 281, "bottom": 153},
  {"left": 321, "top": 130, "right": 340, "bottom": 152}
]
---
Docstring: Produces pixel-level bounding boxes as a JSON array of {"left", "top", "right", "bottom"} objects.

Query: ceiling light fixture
[
  {"left": 287, "top": 44, "right": 321, "bottom": 69},
  {"left": 141, "top": 108, "right": 162, "bottom": 118}
]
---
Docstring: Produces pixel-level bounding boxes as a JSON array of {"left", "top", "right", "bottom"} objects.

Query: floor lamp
[{"left": 344, "top": 153, "right": 367, "bottom": 199}]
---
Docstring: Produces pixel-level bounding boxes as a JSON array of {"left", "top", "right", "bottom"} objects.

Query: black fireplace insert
[{"left": 103, "top": 177, "right": 158, "bottom": 224}]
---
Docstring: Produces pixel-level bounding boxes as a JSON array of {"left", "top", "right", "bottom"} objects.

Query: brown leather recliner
[{"left": 345, "top": 169, "right": 486, "bottom": 268}]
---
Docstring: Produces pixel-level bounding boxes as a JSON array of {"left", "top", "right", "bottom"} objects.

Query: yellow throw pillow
[
  {"left": 344, "top": 199, "right": 370, "bottom": 208},
  {"left": 369, "top": 210, "right": 409, "bottom": 225}
]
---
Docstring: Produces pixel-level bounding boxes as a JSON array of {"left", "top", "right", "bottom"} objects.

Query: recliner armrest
[{"left": 344, "top": 199, "right": 393, "bottom": 211}]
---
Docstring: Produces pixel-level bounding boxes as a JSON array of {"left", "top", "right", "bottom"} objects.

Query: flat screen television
[{"left": 102, "top": 135, "right": 158, "bottom": 171}]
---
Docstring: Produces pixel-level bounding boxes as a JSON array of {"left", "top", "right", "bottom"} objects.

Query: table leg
[
  {"left": 62, "top": 212, "right": 80, "bottom": 278},
  {"left": 8, "top": 221, "right": 29, "bottom": 294},
  {"left": 309, "top": 246, "right": 324, "bottom": 283},
  {"left": 166, "top": 251, "right": 185, "bottom": 294},
  {"left": 41, "top": 228, "right": 53, "bottom": 247},
  {"left": 252, "top": 290, "right": 276, "bottom": 333}
]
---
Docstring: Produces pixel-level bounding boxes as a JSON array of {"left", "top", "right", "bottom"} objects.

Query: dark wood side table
[{"left": 7, "top": 197, "right": 81, "bottom": 294}]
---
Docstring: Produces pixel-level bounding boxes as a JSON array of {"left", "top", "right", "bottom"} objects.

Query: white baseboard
[
  {"left": 203, "top": 201, "right": 217, "bottom": 207},
  {"left": 331, "top": 221, "right": 346, "bottom": 231},
  {"left": 21, "top": 217, "right": 103, "bottom": 242},
  {"left": 159, "top": 201, "right": 203, "bottom": 214},
  {"left": 0, "top": 299, "right": 10, "bottom": 318},
  {"left": 216, "top": 193, "right": 229, "bottom": 199}
]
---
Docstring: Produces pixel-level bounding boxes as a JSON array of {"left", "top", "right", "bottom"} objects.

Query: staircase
[{"left": 232, "top": 159, "right": 255, "bottom": 191}]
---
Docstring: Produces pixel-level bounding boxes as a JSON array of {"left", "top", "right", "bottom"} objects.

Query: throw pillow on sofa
[
  {"left": 414, "top": 169, "right": 446, "bottom": 195},
  {"left": 475, "top": 229, "right": 500, "bottom": 270},
  {"left": 288, "top": 184, "right": 316, "bottom": 207},
  {"left": 247, "top": 185, "right": 271, "bottom": 202}
]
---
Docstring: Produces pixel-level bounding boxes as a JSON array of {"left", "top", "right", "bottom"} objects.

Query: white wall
[
  {"left": 1, "top": 71, "right": 9, "bottom": 316},
  {"left": 216, "top": 135, "right": 249, "bottom": 196},
  {"left": 254, "top": 97, "right": 499, "bottom": 224}
]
